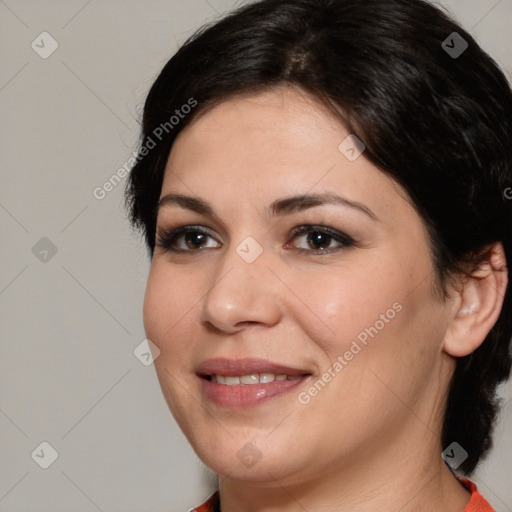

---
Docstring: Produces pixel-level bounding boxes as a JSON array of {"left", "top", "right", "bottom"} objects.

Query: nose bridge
[{"left": 200, "top": 235, "right": 281, "bottom": 331}]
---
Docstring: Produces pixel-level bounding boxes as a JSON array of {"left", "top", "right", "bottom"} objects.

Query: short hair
[{"left": 126, "top": 0, "right": 512, "bottom": 474}]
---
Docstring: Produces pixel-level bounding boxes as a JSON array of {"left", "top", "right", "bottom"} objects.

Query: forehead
[
  {"left": 161, "top": 86, "right": 410, "bottom": 219},
  {"left": 172, "top": 87, "right": 345, "bottom": 158}
]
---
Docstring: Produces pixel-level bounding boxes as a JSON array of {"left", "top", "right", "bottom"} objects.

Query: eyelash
[{"left": 155, "top": 224, "right": 355, "bottom": 255}]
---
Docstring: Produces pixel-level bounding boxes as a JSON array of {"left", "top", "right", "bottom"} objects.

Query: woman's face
[{"left": 144, "top": 87, "right": 456, "bottom": 485}]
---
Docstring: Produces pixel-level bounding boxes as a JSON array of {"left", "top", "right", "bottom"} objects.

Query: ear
[{"left": 443, "top": 242, "right": 508, "bottom": 357}]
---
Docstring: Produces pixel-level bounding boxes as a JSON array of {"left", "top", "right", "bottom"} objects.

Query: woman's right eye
[{"left": 156, "top": 226, "right": 221, "bottom": 253}]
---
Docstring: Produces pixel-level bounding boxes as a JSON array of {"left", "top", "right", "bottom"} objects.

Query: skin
[{"left": 143, "top": 86, "right": 507, "bottom": 511}]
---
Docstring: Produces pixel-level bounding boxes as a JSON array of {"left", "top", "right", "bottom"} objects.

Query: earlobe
[{"left": 443, "top": 243, "right": 508, "bottom": 358}]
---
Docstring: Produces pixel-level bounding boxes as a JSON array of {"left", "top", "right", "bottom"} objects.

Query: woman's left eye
[
  {"left": 286, "top": 225, "right": 355, "bottom": 253},
  {"left": 155, "top": 224, "right": 354, "bottom": 254}
]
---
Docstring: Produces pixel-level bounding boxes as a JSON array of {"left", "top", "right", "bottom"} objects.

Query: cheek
[
  {"left": 292, "top": 252, "right": 443, "bottom": 400},
  {"left": 287, "top": 258, "right": 407, "bottom": 356},
  {"left": 143, "top": 262, "right": 198, "bottom": 354},
  {"left": 143, "top": 265, "right": 167, "bottom": 346},
  {"left": 292, "top": 276, "right": 442, "bottom": 438},
  {"left": 143, "top": 263, "right": 202, "bottom": 424}
]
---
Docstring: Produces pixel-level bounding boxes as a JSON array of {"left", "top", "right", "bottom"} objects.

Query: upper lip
[{"left": 196, "top": 358, "right": 311, "bottom": 377}]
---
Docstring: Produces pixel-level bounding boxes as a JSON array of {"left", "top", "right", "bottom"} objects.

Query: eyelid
[
  {"left": 156, "top": 224, "right": 219, "bottom": 240},
  {"left": 289, "top": 224, "right": 354, "bottom": 243}
]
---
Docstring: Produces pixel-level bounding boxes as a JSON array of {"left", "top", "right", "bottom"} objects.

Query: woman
[{"left": 126, "top": 0, "right": 512, "bottom": 510}]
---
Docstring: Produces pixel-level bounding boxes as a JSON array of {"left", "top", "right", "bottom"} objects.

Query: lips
[{"left": 196, "top": 358, "right": 312, "bottom": 408}]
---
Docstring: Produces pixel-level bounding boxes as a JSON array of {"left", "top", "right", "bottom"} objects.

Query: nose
[{"left": 200, "top": 243, "right": 282, "bottom": 334}]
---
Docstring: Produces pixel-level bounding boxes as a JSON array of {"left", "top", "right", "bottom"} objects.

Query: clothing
[
  {"left": 459, "top": 478, "right": 496, "bottom": 512},
  {"left": 190, "top": 478, "right": 494, "bottom": 511},
  {"left": 191, "top": 491, "right": 219, "bottom": 512}
]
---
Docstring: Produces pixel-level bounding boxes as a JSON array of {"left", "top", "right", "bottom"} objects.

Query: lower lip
[{"left": 201, "top": 377, "right": 308, "bottom": 408}]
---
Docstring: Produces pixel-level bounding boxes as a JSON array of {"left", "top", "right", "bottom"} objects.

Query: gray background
[{"left": 1, "top": 1, "right": 511, "bottom": 511}]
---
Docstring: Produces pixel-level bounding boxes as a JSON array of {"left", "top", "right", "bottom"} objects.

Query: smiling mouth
[{"left": 196, "top": 358, "right": 312, "bottom": 407}]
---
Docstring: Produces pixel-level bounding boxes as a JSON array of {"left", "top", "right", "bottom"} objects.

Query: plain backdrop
[{"left": 1, "top": 1, "right": 511, "bottom": 511}]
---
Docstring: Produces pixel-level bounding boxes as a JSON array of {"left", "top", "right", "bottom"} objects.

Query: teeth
[
  {"left": 240, "top": 374, "right": 259, "bottom": 384},
  {"left": 211, "top": 373, "right": 301, "bottom": 385}
]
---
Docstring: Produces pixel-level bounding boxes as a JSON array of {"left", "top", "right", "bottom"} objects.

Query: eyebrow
[{"left": 158, "top": 192, "right": 379, "bottom": 221}]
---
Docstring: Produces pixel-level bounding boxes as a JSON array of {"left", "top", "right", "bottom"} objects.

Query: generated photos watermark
[
  {"left": 298, "top": 301, "right": 403, "bottom": 405},
  {"left": 93, "top": 97, "right": 197, "bottom": 200}
]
